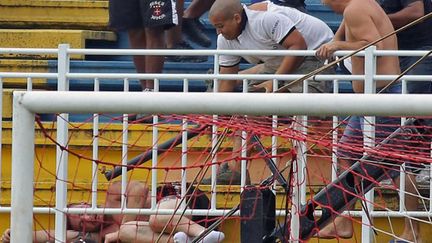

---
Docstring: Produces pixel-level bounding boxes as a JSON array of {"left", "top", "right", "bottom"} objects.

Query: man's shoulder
[
  {"left": 344, "top": 1, "right": 370, "bottom": 18},
  {"left": 246, "top": 7, "right": 274, "bottom": 23}
]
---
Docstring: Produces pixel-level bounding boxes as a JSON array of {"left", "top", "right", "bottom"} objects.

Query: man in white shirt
[{"left": 210, "top": 0, "right": 334, "bottom": 93}]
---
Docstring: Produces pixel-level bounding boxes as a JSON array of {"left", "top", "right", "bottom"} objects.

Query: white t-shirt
[{"left": 218, "top": 1, "right": 334, "bottom": 73}]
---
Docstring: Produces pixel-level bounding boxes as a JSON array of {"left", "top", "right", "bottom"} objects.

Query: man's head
[
  {"left": 209, "top": 0, "right": 244, "bottom": 40},
  {"left": 66, "top": 203, "right": 104, "bottom": 233},
  {"left": 321, "top": 0, "right": 349, "bottom": 14}
]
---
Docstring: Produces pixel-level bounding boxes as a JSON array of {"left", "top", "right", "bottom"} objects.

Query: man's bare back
[{"left": 318, "top": 0, "right": 400, "bottom": 92}]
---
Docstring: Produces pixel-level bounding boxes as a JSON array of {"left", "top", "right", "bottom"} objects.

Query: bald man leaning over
[{"left": 210, "top": 0, "right": 334, "bottom": 93}]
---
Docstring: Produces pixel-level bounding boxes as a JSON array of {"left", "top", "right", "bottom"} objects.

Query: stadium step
[
  {"left": 0, "top": 29, "right": 116, "bottom": 59},
  {"left": 0, "top": 0, "right": 109, "bottom": 30}
]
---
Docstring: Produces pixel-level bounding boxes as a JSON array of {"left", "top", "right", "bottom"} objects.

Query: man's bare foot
[
  {"left": 315, "top": 216, "right": 354, "bottom": 239},
  {"left": 396, "top": 221, "right": 422, "bottom": 243}
]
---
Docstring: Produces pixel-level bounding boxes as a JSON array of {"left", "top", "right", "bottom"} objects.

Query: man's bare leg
[
  {"left": 396, "top": 173, "right": 422, "bottom": 243},
  {"left": 315, "top": 216, "right": 354, "bottom": 239},
  {"left": 144, "top": 27, "right": 165, "bottom": 90},
  {"left": 149, "top": 198, "right": 225, "bottom": 242},
  {"left": 116, "top": 221, "right": 174, "bottom": 243},
  {"left": 183, "top": 0, "right": 215, "bottom": 19},
  {"left": 316, "top": 158, "right": 354, "bottom": 239},
  {"left": 128, "top": 27, "right": 165, "bottom": 90},
  {"left": 149, "top": 199, "right": 206, "bottom": 237},
  {"left": 128, "top": 29, "right": 149, "bottom": 90},
  {"left": 317, "top": 174, "right": 422, "bottom": 241}
]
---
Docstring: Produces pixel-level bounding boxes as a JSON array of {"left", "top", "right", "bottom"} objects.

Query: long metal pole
[
  {"left": 362, "top": 46, "right": 377, "bottom": 242},
  {"left": 18, "top": 91, "right": 432, "bottom": 117}
]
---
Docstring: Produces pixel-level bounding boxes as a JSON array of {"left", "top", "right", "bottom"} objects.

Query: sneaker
[
  {"left": 416, "top": 165, "right": 431, "bottom": 185},
  {"left": 182, "top": 18, "right": 212, "bottom": 48},
  {"left": 201, "top": 163, "right": 251, "bottom": 185},
  {"left": 129, "top": 88, "right": 154, "bottom": 123},
  {"left": 165, "top": 41, "right": 208, "bottom": 63},
  {"left": 205, "top": 68, "right": 214, "bottom": 92}
]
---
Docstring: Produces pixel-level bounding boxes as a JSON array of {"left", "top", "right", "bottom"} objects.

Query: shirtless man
[
  {"left": 105, "top": 184, "right": 225, "bottom": 243},
  {"left": 315, "top": 0, "right": 403, "bottom": 240},
  {"left": 316, "top": 0, "right": 399, "bottom": 92},
  {"left": 2, "top": 181, "right": 149, "bottom": 242}
]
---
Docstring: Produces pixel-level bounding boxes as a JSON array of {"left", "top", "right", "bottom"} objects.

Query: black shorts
[{"left": 109, "top": 0, "right": 178, "bottom": 31}]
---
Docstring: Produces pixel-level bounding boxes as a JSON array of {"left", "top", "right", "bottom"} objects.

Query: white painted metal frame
[
  {"left": 362, "top": 46, "right": 378, "bottom": 242},
  {"left": 55, "top": 44, "right": 70, "bottom": 242},
  {"left": 2, "top": 45, "right": 431, "bottom": 242},
  {"left": 11, "top": 91, "right": 432, "bottom": 242}
]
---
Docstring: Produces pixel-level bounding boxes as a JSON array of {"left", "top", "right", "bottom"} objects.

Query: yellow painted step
[
  {"left": 0, "top": 0, "right": 109, "bottom": 30},
  {"left": 0, "top": 60, "right": 49, "bottom": 89},
  {"left": 0, "top": 29, "right": 116, "bottom": 59}
]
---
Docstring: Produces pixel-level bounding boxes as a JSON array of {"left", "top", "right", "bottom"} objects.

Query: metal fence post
[
  {"left": 362, "top": 46, "right": 377, "bottom": 243},
  {"left": 55, "top": 44, "right": 70, "bottom": 242}
]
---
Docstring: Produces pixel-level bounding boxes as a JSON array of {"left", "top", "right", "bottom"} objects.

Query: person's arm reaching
[
  {"left": 333, "top": 19, "right": 346, "bottom": 42},
  {"left": 218, "top": 64, "right": 241, "bottom": 92},
  {"left": 387, "top": 0, "right": 424, "bottom": 28},
  {"left": 253, "top": 28, "right": 307, "bottom": 92},
  {"left": 316, "top": 8, "right": 381, "bottom": 60},
  {"left": 275, "top": 28, "right": 307, "bottom": 75}
]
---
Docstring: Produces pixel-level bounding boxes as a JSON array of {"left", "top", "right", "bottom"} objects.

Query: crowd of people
[
  {"left": 107, "top": 0, "right": 431, "bottom": 242},
  {"left": 4, "top": 0, "right": 431, "bottom": 242}
]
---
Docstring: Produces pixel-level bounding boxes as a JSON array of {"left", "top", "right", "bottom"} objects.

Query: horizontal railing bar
[
  {"left": 0, "top": 207, "right": 429, "bottom": 218},
  {"left": 0, "top": 72, "right": 430, "bottom": 82},
  {"left": 373, "top": 50, "right": 432, "bottom": 57},
  {"left": 0, "top": 207, "right": 239, "bottom": 216},
  {"left": 0, "top": 48, "right": 59, "bottom": 54},
  {"left": 315, "top": 210, "right": 432, "bottom": 218},
  {"left": 0, "top": 48, "right": 429, "bottom": 58},
  {"left": 66, "top": 73, "right": 432, "bottom": 81},
  {"left": 16, "top": 91, "right": 432, "bottom": 116},
  {"left": 68, "top": 48, "right": 432, "bottom": 58},
  {"left": 67, "top": 49, "right": 361, "bottom": 57},
  {"left": 66, "top": 73, "right": 363, "bottom": 80}
]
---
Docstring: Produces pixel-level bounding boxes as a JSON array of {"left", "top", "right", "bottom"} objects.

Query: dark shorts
[
  {"left": 109, "top": 0, "right": 178, "bottom": 31},
  {"left": 400, "top": 46, "right": 432, "bottom": 94},
  {"left": 338, "top": 115, "right": 427, "bottom": 175},
  {"left": 248, "top": 57, "right": 335, "bottom": 93}
]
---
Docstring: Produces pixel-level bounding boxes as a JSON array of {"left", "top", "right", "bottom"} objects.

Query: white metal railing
[
  {"left": 1, "top": 45, "right": 431, "bottom": 242},
  {"left": 11, "top": 92, "right": 432, "bottom": 242}
]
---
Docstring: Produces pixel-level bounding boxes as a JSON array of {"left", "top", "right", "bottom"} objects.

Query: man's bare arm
[
  {"left": 276, "top": 29, "right": 307, "bottom": 74},
  {"left": 316, "top": 7, "right": 381, "bottom": 60},
  {"left": 387, "top": 1, "right": 424, "bottom": 28},
  {"left": 252, "top": 29, "right": 306, "bottom": 92},
  {"left": 218, "top": 65, "right": 241, "bottom": 92},
  {"left": 334, "top": 19, "right": 346, "bottom": 42}
]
